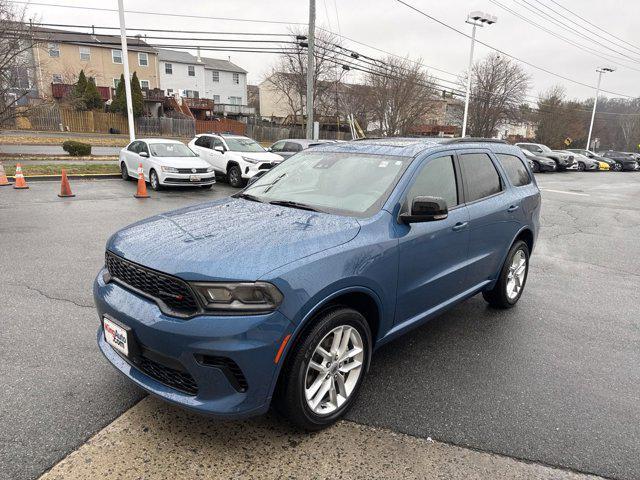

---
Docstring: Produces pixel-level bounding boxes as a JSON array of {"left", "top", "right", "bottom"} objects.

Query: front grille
[
  {"left": 176, "top": 167, "right": 209, "bottom": 174},
  {"left": 195, "top": 354, "right": 249, "bottom": 392},
  {"left": 138, "top": 355, "right": 198, "bottom": 395},
  {"left": 105, "top": 251, "right": 199, "bottom": 316}
]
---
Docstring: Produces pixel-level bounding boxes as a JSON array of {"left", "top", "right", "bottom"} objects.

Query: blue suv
[{"left": 95, "top": 137, "right": 540, "bottom": 430}]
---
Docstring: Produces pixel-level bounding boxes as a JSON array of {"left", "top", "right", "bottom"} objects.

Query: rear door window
[
  {"left": 271, "top": 140, "right": 286, "bottom": 152},
  {"left": 285, "top": 142, "right": 303, "bottom": 152},
  {"left": 459, "top": 153, "right": 502, "bottom": 202},
  {"left": 127, "top": 141, "right": 140, "bottom": 153},
  {"left": 195, "top": 136, "right": 211, "bottom": 149},
  {"left": 496, "top": 153, "right": 531, "bottom": 187}
]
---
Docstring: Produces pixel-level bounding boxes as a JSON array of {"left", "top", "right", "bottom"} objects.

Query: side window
[
  {"left": 271, "top": 141, "right": 286, "bottom": 152},
  {"left": 459, "top": 153, "right": 502, "bottom": 202},
  {"left": 285, "top": 142, "right": 302, "bottom": 152},
  {"left": 127, "top": 141, "right": 139, "bottom": 153},
  {"left": 496, "top": 153, "right": 531, "bottom": 187},
  {"left": 405, "top": 155, "right": 458, "bottom": 210},
  {"left": 195, "top": 136, "right": 211, "bottom": 148},
  {"left": 138, "top": 142, "right": 149, "bottom": 155},
  {"left": 213, "top": 138, "right": 225, "bottom": 150}
]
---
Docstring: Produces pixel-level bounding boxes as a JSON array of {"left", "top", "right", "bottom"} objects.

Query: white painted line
[{"left": 540, "top": 188, "right": 590, "bottom": 197}]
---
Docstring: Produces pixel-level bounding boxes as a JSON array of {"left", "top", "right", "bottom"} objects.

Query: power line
[
  {"left": 394, "top": 0, "right": 636, "bottom": 99},
  {"left": 37, "top": 23, "right": 295, "bottom": 36},
  {"left": 488, "top": 0, "right": 640, "bottom": 72}
]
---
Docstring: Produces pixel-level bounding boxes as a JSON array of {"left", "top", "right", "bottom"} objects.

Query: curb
[{"left": 7, "top": 173, "right": 122, "bottom": 182}]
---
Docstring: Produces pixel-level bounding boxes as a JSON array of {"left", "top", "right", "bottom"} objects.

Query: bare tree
[
  {"left": 462, "top": 53, "right": 530, "bottom": 137},
  {"left": 0, "top": 2, "right": 43, "bottom": 126},
  {"left": 364, "top": 56, "right": 437, "bottom": 136},
  {"left": 265, "top": 28, "right": 344, "bottom": 127}
]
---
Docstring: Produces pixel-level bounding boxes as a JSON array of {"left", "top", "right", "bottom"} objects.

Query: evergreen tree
[
  {"left": 110, "top": 74, "right": 126, "bottom": 114},
  {"left": 130, "top": 71, "right": 144, "bottom": 117},
  {"left": 71, "top": 70, "right": 88, "bottom": 110},
  {"left": 84, "top": 78, "right": 104, "bottom": 110}
]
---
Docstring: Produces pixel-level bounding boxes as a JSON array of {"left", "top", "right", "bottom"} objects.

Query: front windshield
[
  {"left": 240, "top": 151, "right": 410, "bottom": 217},
  {"left": 538, "top": 145, "right": 552, "bottom": 153},
  {"left": 149, "top": 143, "right": 196, "bottom": 157},
  {"left": 224, "top": 137, "right": 265, "bottom": 153},
  {"left": 521, "top": 149, "right": 534, "bottom": 158}
]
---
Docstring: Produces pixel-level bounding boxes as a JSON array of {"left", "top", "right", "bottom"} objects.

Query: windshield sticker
[{"left": 378, "top": 161, "right": 389, "bottom": 168}]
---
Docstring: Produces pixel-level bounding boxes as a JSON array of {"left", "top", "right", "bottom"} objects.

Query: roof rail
[{"left": 441, "top": 137, "right": 507, "bottom": 144}]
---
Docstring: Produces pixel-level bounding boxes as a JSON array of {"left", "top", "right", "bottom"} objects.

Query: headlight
[
  {"left": 161, "top": 166, "right": 179, "bottom": 173},
  {"left": 206, "top": 167, "right": 214, "bottom": 172},
  {"left": 191, "top": 282, "right": 283, "bottom": 312},
  {"left": 241, "top": 156, "right": 260, "bottom": 164}
]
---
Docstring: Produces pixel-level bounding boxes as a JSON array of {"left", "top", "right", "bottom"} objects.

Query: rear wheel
[
  {"left": 274, "top": 308, "right": 371, "bottom": 431},
  {"left": 483, "top": 240, "right": 529, "bottom": 309},
  {"left": 120, "top": 162, "right": 129, "bottom": 180}
]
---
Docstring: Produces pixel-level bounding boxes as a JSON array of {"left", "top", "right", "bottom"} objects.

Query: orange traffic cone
[
  {"left": 134, "top": 163, "right": 149, "bottom": 198},
  {"left": 0, "top": 162, "right": 11, "bottom": 186},
  {"left": 13, "top": 163, "right": 29, "bottom": 189},
  {"left": 58, "top": 169, "right": 75, "bottom": 198}
]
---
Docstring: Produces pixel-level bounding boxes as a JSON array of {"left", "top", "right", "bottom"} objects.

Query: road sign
[{"left": 564, "top": 137, "right": 572, "bottom": 146}]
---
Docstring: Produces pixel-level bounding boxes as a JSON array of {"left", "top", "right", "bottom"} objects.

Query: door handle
[
  {"left": 507, "top": 205, "right": 519, "bottom": 212},
  {"left": 452, "top": 221, "right": 468, "bottom": 232}
]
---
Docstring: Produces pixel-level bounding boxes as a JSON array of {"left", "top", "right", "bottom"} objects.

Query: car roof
[
  {"left": 275, "top": 139, "right": 336, "bottom": 145},
  {"left": 138, "top": 138, "right": 183, "bottom": 144},
  {"left": 309, "top": 137, "right": 519, "bottom": 157}
]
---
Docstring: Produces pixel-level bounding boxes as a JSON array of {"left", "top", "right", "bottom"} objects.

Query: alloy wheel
[
  {"left": 150, "top": 171, "right": 159, "bottom": 190},
  {"left": 506, "top": 249, "right": 527, "bottom": 300},
  {"left": 578, "top": 162, "right": 585, "bottom": 171},
  {"left": 304, "top": 325, "right": 364, "bottom": 416}
]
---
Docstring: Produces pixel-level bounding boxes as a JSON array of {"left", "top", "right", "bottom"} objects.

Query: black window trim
[{"left": 456, "top": 148, "right": 506, "bottom": 206}]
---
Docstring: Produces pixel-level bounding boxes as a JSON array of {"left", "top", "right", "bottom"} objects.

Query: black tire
[
  {"left": 200, "top": 184, "right": 213, "bottom": 189},
  {"left": 613, "top": 162, "right": 623, "bottom": 172},
  {"left": 532, "top": 161, "right": 540, "bottom": 173},
  {"left": 482, "top": 240, "right": 530, "bottom": 309},
  {"left": 577, "top": 161, "right": 586, "bottom": 172},
  {"left": 120, "top": 162, "right": 129, "bottom": 180},
  {"left": 274, "top": 308, "right": 372, "bottom": 431},
  {"left": 227, "top": 165, "right": 245, "bottom": 188},
  {"left": 149, "top": 169, "right": 162, "bottom": 191},
  {"left": 554, "top": 160, "right": 563, "bottom": 171}
]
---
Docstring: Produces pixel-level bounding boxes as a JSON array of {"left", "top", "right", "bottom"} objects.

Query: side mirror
[
  {"left": 214, "top": 146, "right": 225, "bottom": 153},
  {"left": 587, "top": 153, "right": 594, "bottom": 158},
  {"left": 265, "top": 147, "right": 272, "bottom": 152},
  {"left": 139, "top": 151, "right": 149, "bottom": 158},
  {"left": 400, "top": 196, "right": 448, "bottom": 224},
  {"left": 247, "top": 170, "right": 267, "bottom": 186}
]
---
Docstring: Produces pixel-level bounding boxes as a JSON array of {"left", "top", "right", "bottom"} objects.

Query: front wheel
[
  {"left": 612, "top": 163, "right": 623, "bottom": 171},
  {"left": 577, "top": 162, "right": 586, "bottom": 171},
  {"left": 149, "top": 169, "right": 162, "bottom": 191},
  {"left": 120, "top": 162, "right": 129, "bottom": 180},
  {"left": 483, "top": 240, "right": 529, "bottom": 309},
  {"left": 227, "top": 165, "right": 245, "bottom": 188},
  {"left": 274, "top": 308, "right": 371, "bottom": 431},
  {"left": 532, "top": 161, "right": 540, "bottom": 173}
]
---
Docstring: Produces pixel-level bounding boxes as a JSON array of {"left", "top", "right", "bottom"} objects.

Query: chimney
[{"left": 196, "top": 47, "right": 202, "bottom": 63}]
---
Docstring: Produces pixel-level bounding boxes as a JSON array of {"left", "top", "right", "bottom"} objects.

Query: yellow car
[{"left": 597, "top": 161, "right": 610, "bottom": 171}]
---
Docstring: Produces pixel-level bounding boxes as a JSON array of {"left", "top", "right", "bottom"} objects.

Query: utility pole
[
  {"left": 461, "top": 11, "right": 497, "bottom": 138},
  {"left": 586, "top": 67, "right": 615, "bottom": 150},
  {"left": 117, "top": 0, "right": 135, "bottom": 142},
  {"left": 306, "top": 0, "right": 315, "bottom": 140}
]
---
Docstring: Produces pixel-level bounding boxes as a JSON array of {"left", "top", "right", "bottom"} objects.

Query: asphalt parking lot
[{"left": 1, "top": 172, "right": 639, "bottom": 480}]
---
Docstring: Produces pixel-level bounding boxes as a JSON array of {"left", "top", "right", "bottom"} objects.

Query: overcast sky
[{"left": 23, "top": 0, "right": 640, "bottom": 102}]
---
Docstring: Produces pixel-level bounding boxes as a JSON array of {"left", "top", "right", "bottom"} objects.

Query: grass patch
[{"left": 5, "top": 163, "right": 120, "bottom": 176}]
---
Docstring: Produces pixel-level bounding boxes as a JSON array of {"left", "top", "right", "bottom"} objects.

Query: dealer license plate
[
  {"left": 189, "top": 175, "right": 201, "bottom": 182},
  {"left": 103, "top": 316, "right": 129, "bottom": 357}
]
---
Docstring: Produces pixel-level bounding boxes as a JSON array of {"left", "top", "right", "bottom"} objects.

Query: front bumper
[
  {"left": 241, "top": 162, "right": 276, "bottom": 179},
  {"left": 540, "top": 162, "right": 556, "bottom": 172},
  {"left": 94, "top": 269, "right": 293, "bottom": 418},
  {"left": 622, "top": 162, "right": 639, "bottom": 171},
  {"left": 159, "top": 171, "right": 216, "bottom": 186}
]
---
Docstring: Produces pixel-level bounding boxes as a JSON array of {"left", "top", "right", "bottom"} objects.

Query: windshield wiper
[
  {"left": 269, "top": 200, "right": 320, "bottom": 212},
  {"left": 235, "top": 193, "right": 264, "bottom": 203}
]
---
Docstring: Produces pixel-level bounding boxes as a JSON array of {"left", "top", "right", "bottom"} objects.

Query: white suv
[{"left": 188, "top": 134, "right": 284, "bottom": 187}]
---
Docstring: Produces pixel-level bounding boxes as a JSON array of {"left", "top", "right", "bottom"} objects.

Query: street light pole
[
  {"left": 117, "top": 0, "right": 135, "bottom": 142},
  {"left": 586, "top": 67, "right": 614, "bottom": 150},
  {"left": 461, "top": 11, "right": 497, "bottom": 138},
  {"left": 306, "top": 0, "right": 316, "bottom": 140}
]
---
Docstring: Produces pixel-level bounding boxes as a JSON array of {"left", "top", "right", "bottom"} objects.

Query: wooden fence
[{"left": 195, "top": 118, "right": 246, "bottom": 136}]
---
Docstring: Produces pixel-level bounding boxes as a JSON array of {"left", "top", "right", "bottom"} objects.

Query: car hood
[
  {"left": 230, "top": 151, "right": 283, "bottom": 162},
  {"left": 154, "top": 156, "right": 212, "bottom": 168},
  {"left": 106, "top": 198, "right": 360, "bottom": 281}
]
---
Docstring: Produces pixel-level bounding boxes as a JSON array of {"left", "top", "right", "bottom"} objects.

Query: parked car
[
  {"left": 268, "top": 139, "right": 337, "bottom": 160},
  {"left": 95, "top": 137, "right": 540, "bottom": 430},
  {"left": 554, "top": 150, "right": 599, "bottom": 171},
  {"left": 189, "top": 134, "right": 284, "bottom": 187},
  {"left": 520, "top": 148, "right": 557, "bottom": 172},
  {"left": 119, "top": 139, "right": 216, "bottom": 191},
  {"left": 598, "top": 151, "right": 640, "bottom": 171},
  {"left": 566, "top": 149, "right": 615, "bottom": 170},
  {"left": 516, "top": 142, "right": 575, "bottom": 170}
]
